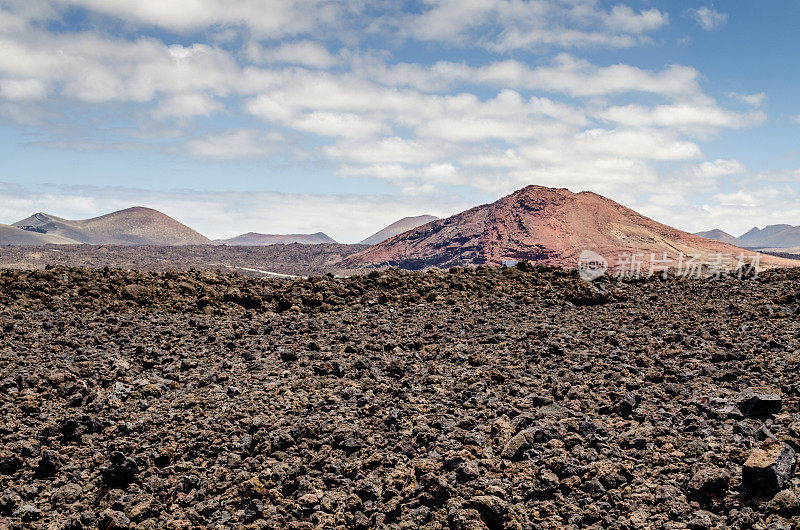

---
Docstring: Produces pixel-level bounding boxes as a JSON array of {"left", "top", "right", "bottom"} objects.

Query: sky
[{"left": 0, "top": 0, "right": 798, "bottom": 242}]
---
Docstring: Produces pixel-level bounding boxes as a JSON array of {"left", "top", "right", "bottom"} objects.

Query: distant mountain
[
  {"left": 697, "top": 224, "right": 800, "bottom": 249},
  {"left": 738, "top": 224, "right": 796, "bottom": 248},
  {"left": 10, "top": 207, "right": 211, "bottom": 245},
  {"left": 341, "top": 185, "right": 798, "bottom": 271},
  {"left": 360, "top": 215, "right": 439, "bottom": 245},
  {"left": 216, "top": 232, "right": 336, "bottom": 246},
  {"left": 743, "top": 226, "right": 800, "bottom": 249},
  {"left": 694, "top": 229, "right": 740, "bottom": 245},
  {"left": 0, "top": 224, "right": 77, "bottom": 245}
]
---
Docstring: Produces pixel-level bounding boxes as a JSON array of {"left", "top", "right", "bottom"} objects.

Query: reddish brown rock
[
  {"left": 340, "top": 185, "right": 798, "bottom": 271},
  {"left": 742, "top": 440, "right": 797, "bottom": 496},
  {"left": 98, "top": 510, "right": 130, "bottom": 530},
  {"left": 687, "top": 468, "right": 731, "bottom": 498}
]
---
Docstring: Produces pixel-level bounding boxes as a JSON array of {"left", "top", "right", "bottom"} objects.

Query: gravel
[{"left": 0, "top": 263, "right": 799, "bottom": 528}]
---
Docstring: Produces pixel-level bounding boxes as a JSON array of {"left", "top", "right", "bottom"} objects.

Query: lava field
[{"left": 1, "top": 264, "right": 800, "bottom": 529}]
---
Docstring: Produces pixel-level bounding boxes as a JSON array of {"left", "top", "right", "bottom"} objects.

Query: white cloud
[
  {"left": 517, "top": 129, "right": 702, "bottom": 164},
  {"left": 0, "top": 0, "right": 779, "bottom": 229},
  {"left": 603, "top": 6, "right": 669, "bottom": 33},
  {"left": 412, "top": 90, "right": 584, "bottom": 141},
  {"left": 699, "top": 184, "right": 800, "bottom": 232},
  {"left": 726, "top": 92, "right": 766, "bottom": 108},
  {"left": 184, "top": 129, "right": 283, "bottom": 160},
  {"left": 52, "top": 0, "right": 345, "bottom": 38},
  {"left": 596, "top": 103, "right": 765, "bottom": 135},
  {"left": 460, "top": 148, "right": 528, "bottom": 169},
  {"left": 0, "top": 77, "right": 48, "bottom": 100},
  {"left": 405, "top": 0, "right": 669, "bottom": 50},
  {"left": 354, "top": 55, "right": 704, "bottom": 99},
  {"left": 154, "top": 93, "right": 223, "bottom": 119},
  {"left": 11, "top": 0, "right": 668, "bottom": 54},
  {"left": 692, "top": 159, "right": 747, "bottom": 178},
  {"left": 573, "top": 129, "right": 703, "bottom": 160},
  {"left": 403, "top": 0, "right": 496, "bottom": 43},
  {"left": 0, "top": 30, "right": 246, "bottom": 103},
  {"left": 292, "top": 112, "right": 388, "bottom": 139},
  {"left": 755, "top": 168, "right": 800, "bottom": 182},
  {"left": 416, "top": 116, "right": 557, "bottom": 142},
  {"left": 509, "top": 56, "right": 701, "bottom": 98},
  {"left": 689, "top": 6, "right": 728, "bottom": 31},
  {"left": 248, "top": 41, "right": 338, "bottom": 69},
  {"left": 501, "top": 157, "right": 661, "bottom": 193},
  {"left": 340, "top": 162, "right": 462, "bottom": 186},
  {"left": 492, "top": 28, "right": 638, "bottom": 51},
  {"left": 325, "top": 137, "right": 444, "bottom": 165},
  {"left": 618, "top": 178, "right": 800, "bottom": 236},
  {"left": 0, "top": 22, "right": 758, "bottom": 204},
  {"left": 0, "top": 2, "right": 58, "bottom": 31}
]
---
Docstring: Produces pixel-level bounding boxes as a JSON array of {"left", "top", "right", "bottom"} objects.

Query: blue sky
[{"left": 0, "top": 0, "right": 798, "bottom": 242}]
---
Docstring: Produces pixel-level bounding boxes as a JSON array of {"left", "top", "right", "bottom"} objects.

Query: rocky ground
[
  {"left": 762, "top": 250, "right": 800, "bottom": 262},
  {"left": 0, "top": 244, "right": 369, "bottom": 278},
  {"left": 1, "top": 264, "right": 800, "bottom": 529}
]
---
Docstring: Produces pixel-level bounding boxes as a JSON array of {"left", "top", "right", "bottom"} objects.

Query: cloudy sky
[{"left": 0, "top": 0, "right": 798, "bottom": 242}]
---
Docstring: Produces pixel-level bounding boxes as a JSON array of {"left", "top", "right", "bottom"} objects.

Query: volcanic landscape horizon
[{"left": 1, "top": 255, "right": 800, "bottom": 528}]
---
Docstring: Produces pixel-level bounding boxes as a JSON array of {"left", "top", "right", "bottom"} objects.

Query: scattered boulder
[
  {"left": 687, "top": 509, "right": 716, "bottom": 529},
  {"left": 500, "top": 421, "right": 564, "bottom": 461},
  {"left": 121, "top": 284, "right": 149, "bottom": 302},
  {"left": 0, "top": 493, "right": 19, "bottom": 516},
  {"left": 98, "top": 509, "right": 131, "bottom": 530},
  {"left": 465, "top": 495, "right": 508, "bottom": 528},
  {"left": 0, "top": 454, "right": 22, "bottom": 476},
  {"left": 691, "top": 395, "right": 742, "bottom": 419},
  {"left": 617, "top": 392, "right": 638, "bottom": 418},
  {"left": 687, "top": 467, "right": 731, "bottom": 499},
  {"left": 766, "top": 489, "right": 800, "bottom": 517},
  {"left": 278, "top": 348, "right": 298, "bottom": 362},
  {"left": 14, "top": 504, "right": 41, "bottom": 523},
  {"left": 50, "top": 483, "right": 82, "bottom": 506},
  {"left": 101, "top": 452, "right": 138, "bottom": 489},
  {"left": 35, "top": 449, "right": 59, "bottom": 477},
  {"left": 565, "top": 281, "right": 611, "bottom": 306},
  {"left": 742, "top": 440, "right": 797, "bottom": 497},
  {"left": 736, "top": 387, "right": 782, "bottom": 417}
]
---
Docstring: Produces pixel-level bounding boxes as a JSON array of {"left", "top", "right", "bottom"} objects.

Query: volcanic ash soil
[{"left": 1, "top": 265, "right": 800, "bottom": 529}]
